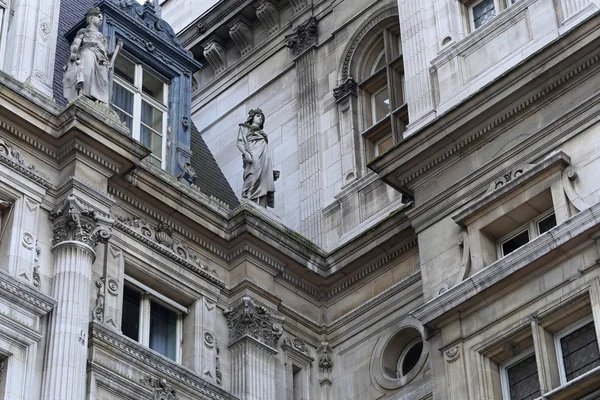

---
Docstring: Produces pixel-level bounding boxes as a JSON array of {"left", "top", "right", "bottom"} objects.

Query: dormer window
[{"left": 112, "top": 54, "right": 169, "bottom": 168}]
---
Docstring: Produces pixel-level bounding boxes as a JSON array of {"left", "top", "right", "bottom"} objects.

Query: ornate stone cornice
[
  {"left": 285, "top": 17, "right": 318, "bottom": 56},
  {"left": 50, "top": 195, "right": 113, "bottom": 248},
  {"left": 114, "top": 216, "right": 225, "bottom": 288},
  {"left": 333, "top": 77, "right": 357, "bottom": 102},
  {"left": 254, "top": 0, "right": 279, "bottom": 35},
  {"left": 0, "top": 138, "right": 52, "bottom": 188},
  {"left": 0, "top": 269, "right": 56, "bottom": 314},
  {"left": 224, "top": 296, "right": 284, "bottom": 349}
]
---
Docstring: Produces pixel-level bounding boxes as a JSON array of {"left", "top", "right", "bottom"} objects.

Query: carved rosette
[
  {"left": 223, "top": 296, "right": 284, "bottom": 348},
  {"left": 254, "top": 0, "right": 280, "bottom": 35},
  {"left": 317, "top": 342, "right": 333, "bottom": 372},
  {"left": 49, "top": 195, "right": 112, "bottom": 249},
  {"left": 333, "top": 77, "right": 357, "bottom": 102},
  {"left": 285, "top": 17, "right": 318, "bottom": 56}
]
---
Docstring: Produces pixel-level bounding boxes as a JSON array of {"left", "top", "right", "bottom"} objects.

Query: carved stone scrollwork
[
  {"left": 229, "top": 17, "right": 253, "bottom": 56},
  {"left": 254, "top": 0, "right": 280, "bottom": 35},
  {"left": 444, "top": 345, "right": 461, "bottom": 363},
  {"left": 317, "top": 342, "right": 333, "bottom": 372},
  {"left": 283, "top": 337, "right": 309, "bottom": 354},
  {"left": 141, "top": 375, "right": 178, "bottom": 400},
  {"left": 223, "top": 296, "right": 284, "bottom": 348},
  {"left": 333, "top": 77, "right": 357, "bottom": 102},
  {"left": 33, "top": 244, "right": 41, "bottom": 288},
  {"left": 50, "top": 195, "right": 112, "bottom": 248},
  {"left": 288, "top": 0, "right": 307, "bottom": 14},
  {"left": 285, "top": 17, "right": 318, "bottom": 56},
  {"left": 93, "top": 277, "right": 105, "bottom": 322},
  {"left": 203, "top": 37, "right": 227, "bottom": 75},
  {"left": 0, "top": 138, "right": 51, "bottom": 185},
  {"left": 215, "top": 344, "right": 222, "bottom": 386},
  {"left": 486, "top": 164, "right": 534, "bottom": 194}
]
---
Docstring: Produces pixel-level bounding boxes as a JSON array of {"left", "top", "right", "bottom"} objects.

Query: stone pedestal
[
  {"left": 42, "top": 195, "right": 112, "bottom": 400},
  {"left": 224, "top": 296, "right": 284, "bottom": 400}
]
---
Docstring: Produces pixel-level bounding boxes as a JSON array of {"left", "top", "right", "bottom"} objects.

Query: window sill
[
  {"left": 541, "top": 365, "right": 600, "bottom": 400},
  {"left": 362, "top": 115, "right": 391, "bottom": 141}
]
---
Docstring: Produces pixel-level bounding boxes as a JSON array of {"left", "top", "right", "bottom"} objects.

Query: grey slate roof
[
  {"left": 53, "top": 0, "right": 240, "bottom": 209},
  {"left": 190, "top": 122, "right": 240, "bottom": 209}
]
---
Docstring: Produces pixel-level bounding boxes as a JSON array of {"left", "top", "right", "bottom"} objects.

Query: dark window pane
[
  {"left": 561, "top": 322, "right": 600, "bottom": 381},
  {"left": 507, "top": 354, "right": 541, "bottom": 400},
  {"left": 113, "top": 55, "right": 135, "bottom": 85},
  {"left": 111, "top": 83, "right": 134, "bottom": 132},
  {"left": 142, "top": 70, "right": 165, "bottom": 104},
  {"left": 149, "top": 300, "right": 178, "bottom": 361},
  {"left": 401, "top": 341, "right": 423, "bottom": 376},
  {"left": 502, "top": 230, "right": 530, "bottom": 256},
  {"left": 121, "top": 286, "right": 140, "bottom": 342},
  {"left": 372, "top": 87, "right": 390, "bottom": 123},
  {"left": 538, "top": 213, "right": 557, "bottom": 235},
  {"left": 473, "top": 0, "right": 496, "bottom": 29}
]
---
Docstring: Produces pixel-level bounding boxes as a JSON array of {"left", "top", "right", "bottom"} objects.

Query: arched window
[{"left": 358, "top": 22, "right": 407, "bottom": 158}]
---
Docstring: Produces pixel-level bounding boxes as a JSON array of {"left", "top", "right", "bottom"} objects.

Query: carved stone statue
[
  {"left": 237, "top": 108, "right": 278, "bottom": 208},
  {"left": 63, "top": 8, "right": 117, "bottom": 103}
]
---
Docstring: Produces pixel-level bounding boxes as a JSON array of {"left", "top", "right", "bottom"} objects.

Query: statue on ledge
[
  {"left": 237, "top": 108, "right": 279, "bottom": 208},
  {"left": 63, "top": 8, "right": 122, "bottom": 103}
]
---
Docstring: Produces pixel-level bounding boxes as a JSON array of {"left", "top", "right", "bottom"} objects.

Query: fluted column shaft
[{"left": 43, "top": 242, "right": 94, "bottom": 400}]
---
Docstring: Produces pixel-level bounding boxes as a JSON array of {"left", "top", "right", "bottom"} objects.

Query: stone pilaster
[
  {"left": 3, "top": 0, "right": 61, "bottom": 96},
  {"left": 286, "top": 18, "right": 324, "bottom": 246},
  {"left": 254, "top": 0, "right": 280, "bottom": 36},
  {"left": 398, "top": 0, "right": 437, "bottom": 133},
  {"left": 224, "top": 296, "right": 284, "bottom": 400},
  {"left": 229, "top": 17, "right": 253, "bottom": 56},
  {"left": 42, "top": 195, "right": 112, "bottom": 400},
  {"left": 333, "top": 78, "right": 362, "bottom": 184},
  {"left": 203, "top": 36, "right": 227, "bottom": 75}
]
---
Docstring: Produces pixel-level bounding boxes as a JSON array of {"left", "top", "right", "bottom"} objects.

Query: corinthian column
[
  {"left": 42, "top": 195, "right": 112, "bottom": 400},
  {"left": 224, "top": 296, "right": 284, "bottom": 400}
]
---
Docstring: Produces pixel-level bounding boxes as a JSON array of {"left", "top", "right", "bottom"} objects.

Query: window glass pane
[
  {"left": 141, "top": 126, "right": 163, "bottom": 161},
  {"left": 373, "top": 51, "right": 386, "bottom": 73},
  {"left": 113, "top": 55, "right": 135, "bottom": 85},
  {"left": 142, "top": 70, "right": 165, "bottom": 104},
  {"left": 401, "top": 341, "right": 423, "bottom": 376},
  {"left": 149, "top": 300, "right": 178, "bottom": 361},
  {"left": 561, "top": 322, "right": 600, "bottom": 382},
  {"left": 372, "top": 88, "right": 390, "bottom": 123},
  {"left": 502, "top": 230, "right": 530, "bottom": 256},
  {"left": 121, "top": 286, "right": 140, "bottom": 342},
  {"left": 537, "top": 213, "right": 557, "bottom": 235},
  {"left": 141, "top": 100, "right": 163, "bottom": 133},
  {"left": 473, "top": 0, "right": 496, "bottom": 29},
  {"left": 507, "top": 354, "right": 541, "bottom": 400},
  {"left": 112, "top": 83, "right": 134, "bottom": 132}
]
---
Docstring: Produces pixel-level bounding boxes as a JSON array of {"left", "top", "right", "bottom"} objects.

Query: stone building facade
[{"left": 0, "top": 0, "right": 599, "bottom": 400}]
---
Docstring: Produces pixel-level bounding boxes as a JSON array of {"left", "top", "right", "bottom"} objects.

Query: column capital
[
  {"left": 49, "top": 195, "right": 113, "bottom": 249},
  {"left": 224, "top": 296, "right": 284, "bottom": 349},
  {"left": 285, "top": 17, "right": 318, "bottom": 56}
]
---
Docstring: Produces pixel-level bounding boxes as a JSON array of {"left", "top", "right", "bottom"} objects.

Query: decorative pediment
[{"left": 223, "top": 296, "right": 284, "bottom": 348}]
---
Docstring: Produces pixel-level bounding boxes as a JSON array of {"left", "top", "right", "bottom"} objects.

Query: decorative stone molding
[
  {"left": 317, "top": 342, "right": 333, "bottom": 372},
  {"left": 282, "top": 337, "right": 309, "bottom": 354},
  {"left": 444, "top": 345, "right": 461, "bottom": 363},
  {"left": 486, "top": 164, "right": 535, "bottom": 194},
  {"left": 288, "top": 0, "right": 307, "bottom": 14},
  {"left": 32, "top": 244, "right": 41, "bottom": 289},
  {"left": 93, "top": 277, "right": 105, "bottom": 322},
  {"left": 333, "top": 77, "right": 357, "bottom": 102},
  {"left": 215, "top": 344, "right": 222, "bottom": 386},
  {"left": 115, "top": 216, "right": 224, "bottom": 287},
  {"left": 0, "top": 138, "right": 52, "bottom": 188},
  {"left": 228, "top": 17, "right": 253, "bottom": 56},
  {"left": 223, "top": 296, "right": 284, "bottom": 348},
  {"left": 0, "top": 269, "right": 55, "bottom": 314},
  {"left": 50, "top": 195, "right": 112, "bottom": 248},
  {"left": 141, "top": 375, "right": 178, "bottom": 400},
  {"left": 177, "top": 162, "right": 197, "bottom": 185},
  {"left": 254, "top": 0, "right": 279, "bottom": 35},
  {"left": 285, "top": 17, "right": 318, "bottom": 56},
  {"left": 203, "top": 37, "right": 227, "bottom": 75},
  {"left": 563, "top": 166, "right": 591, "bottom": 212}
]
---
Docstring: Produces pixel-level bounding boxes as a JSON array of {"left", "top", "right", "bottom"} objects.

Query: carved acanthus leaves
[
  {"left": 333, "top": 77, "right": 357, "bottom": 102},
  {"left": 317, "top": 342, "right": 333, "bottom": 372},
  {"left": 254, "top": 0, "right": 279, "bottom": 35},
  {"left": 141, "top": 375, "right": 178, "bottom": 400},
  {"left": 50, "top": 195, "right": 112, "bottom": 248},
  {"left": 285, "top": 17, "right": 318, "bottom": 56},
  {"left": 223, "top": 296, "right": 284, "bottom": 348}
]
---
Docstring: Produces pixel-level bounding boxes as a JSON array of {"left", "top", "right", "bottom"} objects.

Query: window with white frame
[
  {"left": 121, "top": 276, "right": 185, "bottom": 362},
  {"left": 500, "top": 349, "right": 541, "bottom": 400},
  {"left": 0, "top": 0, "right": 12, "bottom": 64},
  {"left": 112, "top": 54, "right": 169, "bottom": 168},
  {"left": 498, "top": 211, "right": 557, "bottom": 258},
  {"left": 468, "top": 0, "right": 520, "bottom": 30},
  {"left": 555, "top": 318, "right": 600, "bottom": 384}
]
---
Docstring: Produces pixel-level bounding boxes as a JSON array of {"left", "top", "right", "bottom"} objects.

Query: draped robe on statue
[{"left": 237, "top": 126, "right": 275, "bottom": 208}]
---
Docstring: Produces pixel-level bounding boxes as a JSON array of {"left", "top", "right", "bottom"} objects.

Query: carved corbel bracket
[
  {"left": 202, "top": 36, "right": 227, "bottom": 75},
  {"left": 562, "top": 166, "right": 591, "bottom": 212},
  {"left": 317, "top": 341, "right": 333, "bottom": 372},
  {"left": 333, "top": 77, "right": 357, "bottom": 102},
  {"left": 254, "top": 0, "right": 280, "bottom": 35},
  {"left": 288, "top": 0, "right": 307, "bottom": 14},
  {"left": 229, "top": 16, "right": 253, "bottom": 56}
]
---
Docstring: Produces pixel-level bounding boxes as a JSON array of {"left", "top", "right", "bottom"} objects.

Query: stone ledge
[
  {"left": 412, "top": 201, "right": 600, "bottom": 326},
  {"left": 0, "top": 269, "right": 56, "bottom": 315},
  {"left": 541, "top": 365, "right": 600, "bottom": 400}
]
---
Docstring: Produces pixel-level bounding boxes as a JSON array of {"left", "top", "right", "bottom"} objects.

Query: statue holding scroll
[
  {"left": 63, "top": 8, "right": 122, "bottom": 103},
  {"left": 237, "top": 109, "right": 278, "bottom": 208}
]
